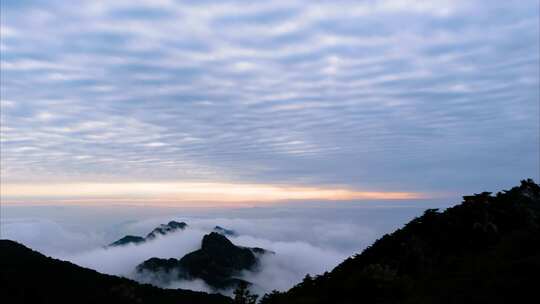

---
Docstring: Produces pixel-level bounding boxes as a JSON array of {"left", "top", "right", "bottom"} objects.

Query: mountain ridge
[
  {"left": 108, "top": 220, "right": 187, "bottom": 247},
  {"left": 0, "top": 239, "right": 232, "bottom": 304},
  {"left": 260, "top": 179, "right": 540, "bottom": 304},
  {"left": 136, "top": 232, "right": 269, "bottom": 290}
]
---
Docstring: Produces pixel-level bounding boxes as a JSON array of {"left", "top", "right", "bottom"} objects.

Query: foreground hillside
[
  {"left": 261, "top": 179, "right": 540, "bottom": 304},
  {"left": 0, "top": 240, "right": 232, "bottom": 304}
]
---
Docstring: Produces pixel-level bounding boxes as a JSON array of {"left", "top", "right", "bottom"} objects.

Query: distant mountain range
[
  {"left": 2, "top": 180, "right": 538, "bottom": 303},
  {"left": 108, "top": 220, "right": 188, "bottom": 247},
  {"left": 108, "top": 222, "right": 237, "bottom": 248}
]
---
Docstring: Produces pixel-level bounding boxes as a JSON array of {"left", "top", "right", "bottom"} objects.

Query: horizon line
[{"left": 0, "top": 181, "right": 431, "bottom": 207}]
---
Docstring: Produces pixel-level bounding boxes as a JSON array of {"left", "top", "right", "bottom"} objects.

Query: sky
[{"left": 1, "top": 0, "right": 539, "bottom": 205}]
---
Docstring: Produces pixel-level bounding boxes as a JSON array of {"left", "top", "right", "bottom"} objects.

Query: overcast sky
[{"left": 1, "top": 0, "right": 538, "bottom": 204}]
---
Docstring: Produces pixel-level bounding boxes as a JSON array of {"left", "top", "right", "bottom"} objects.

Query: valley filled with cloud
[{"left": 0, "top": 203, "right": 434, "bottom": 294}]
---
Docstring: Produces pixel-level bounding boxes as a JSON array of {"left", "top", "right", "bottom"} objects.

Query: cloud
[
  {"left": 0, "top": 218, "right": 105, "bottom": 255},
  {"left": 0, "top": 182, "right": 424, "bottom": 206},
  {"left": 73, "top": 228, "right": 358, "bottom": 295},
  {"left": 0, "top": 0, "right": 537, "bottom": 195},
  {"left": 166, "top": 278, "right": 214, "bottom": 294},
  {"left": 236, "top": 236, "right": 349, "bottom": 293},
  {"left": 2, "top": 206, "right": 420, "bottom": 295}
]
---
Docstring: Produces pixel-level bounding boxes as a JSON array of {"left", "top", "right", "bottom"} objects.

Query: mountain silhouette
[
  {"left": 108, "top": 235, "right": 146, "bottom": 247},
  {"left": 146, "top": 221, "right": 188, "bottom": 240},
  {"left": 260, "top": 179, "right": 540, "bottom": 304},
  {"left": 213, "top": 225, "right": 237, "bottom": 236},
  {"left": 0, "top": 239, "right": 232, "bottom": 304},
  {"left": 108, "top": 220, "right": 187, "bottom": 247},
  {"left": 137, "top": 232, "right": 269, "bottom": 290}
]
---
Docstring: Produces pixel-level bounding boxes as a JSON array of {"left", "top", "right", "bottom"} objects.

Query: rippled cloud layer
[{"left": 1, "top": 0, "right": 538, "bottom": 196}]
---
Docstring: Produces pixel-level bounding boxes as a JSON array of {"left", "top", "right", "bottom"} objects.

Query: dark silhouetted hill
[
  {"left": 137, "top": 232, "right": 269, "bottom": 290},
  {"left": 260, "top": 179, "right": 540, "bottom": 304},
  {"left": 0, "top": 239, "right": 232, "bottom": 304}
]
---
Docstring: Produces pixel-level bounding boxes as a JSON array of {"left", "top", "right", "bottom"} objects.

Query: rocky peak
[
  {"left": 146, "top": 221, "right": 188, "bottom": 239},
  {"left": 213, "top": 226, "right": 236, "bottom": 236},
  {"left": 108, "top": 221, "right": 188, "bottom": 247},
  {"left": 201, "top": 232, "right": 236, "bottom": 252},
  {"left": 108, "top": 235, "right": 145, "bottom": 247}
]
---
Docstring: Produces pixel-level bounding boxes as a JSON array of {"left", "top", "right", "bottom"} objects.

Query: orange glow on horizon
[{"left": 0, "top": 182, "right": 426, "bottom": 206}]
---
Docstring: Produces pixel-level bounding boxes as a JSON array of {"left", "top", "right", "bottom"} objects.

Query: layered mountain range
[{"left": 109, "top": 220, "right": 268, "bottom": 290}]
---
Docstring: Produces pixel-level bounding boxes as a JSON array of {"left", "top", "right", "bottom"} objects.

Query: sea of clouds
[{"left": 0, "top": 203, "right": 437, "bottom": 295}]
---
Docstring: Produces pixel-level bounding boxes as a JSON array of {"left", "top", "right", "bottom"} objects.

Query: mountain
[
  {"left": 0, "top": 239, "right": 232, "bottom": 304},
  {"left": 137, "top": 232, "right": 269, "bottom": 290},
  {"left": 108, "top": 235, "right": 146, "bottom": 247},
  {"left": 213, "top": 225, "right": 237, "bottom": 236},
  {"left": 146, "top": 221, "right": 188, "bottom": 240},
  {"left": 108, "top": 220, "right": 187, "bottom": 247},
  {"left": 260, "top": 179, "right": 540, "bottom": 304}
]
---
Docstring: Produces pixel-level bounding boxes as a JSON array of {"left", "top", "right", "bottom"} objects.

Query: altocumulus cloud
[{"left": 0, "top": 0, "right": 537, "bottom": 195}]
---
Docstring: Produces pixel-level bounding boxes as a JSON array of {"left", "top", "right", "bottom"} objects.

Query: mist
[
  {"left": 58, "top": 217, "right": 366, "bottom": 294},
  {"left": 0, "top": 203, "right": 437, "bottom": 295}
]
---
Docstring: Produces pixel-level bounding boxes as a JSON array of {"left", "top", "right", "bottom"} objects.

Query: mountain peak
[
  {"left": 213, "top": 226, "right": 236, "bottom": 236},
  {"left": 137, "top": 232, "right": 268, "bottom": 290},
  {"left": 108, "top": 235, "right": 145, "bottom": 247},
  {"left": 168, "top": 221, "right": 188, "bottom": 229},
  {"left": 108, "top": 221, "right": 188, "bottom": 247},
  {"left": 146, "top": 221, "right": 188, "bottom": 240},
  {"left": 201, "top": 232, "right": 235, "bottom": 251}
]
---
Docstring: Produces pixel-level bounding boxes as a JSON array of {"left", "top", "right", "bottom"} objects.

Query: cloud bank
[
  {"left": 2, "top": 205, "right": 422, "bottom": 295},
  {"left": 59, "top": 216, "right": 371, "bottom": 294},
  {"left": 1, "top": 181, "right": 424, "bottom": 205}
]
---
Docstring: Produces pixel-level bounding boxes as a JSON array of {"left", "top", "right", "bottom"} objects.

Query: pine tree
[
  {"left": 259, "top": 290, "right": 282, "bottom": 304},
  {"left": 233, "top": 282, "right": 258, "bottom": 304}
]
